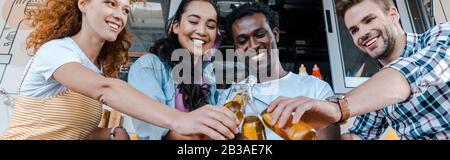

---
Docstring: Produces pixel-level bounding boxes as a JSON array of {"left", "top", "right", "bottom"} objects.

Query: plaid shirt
[{"left": 349, "top": 22, "right": 450, "bottom": 140}]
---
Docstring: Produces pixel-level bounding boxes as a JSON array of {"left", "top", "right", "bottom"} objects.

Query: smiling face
[
  {"left": 80, "top": 0, "right": 131, "bottom": 42},
  {"left": 231, "top": 13, "right": 280, "bottom": 72},
  {"left": 344, "top": 0, "right": 399, "bottom": 60},
  {"left": 172, "top": 1, "right": 218, "bottom": 57}
]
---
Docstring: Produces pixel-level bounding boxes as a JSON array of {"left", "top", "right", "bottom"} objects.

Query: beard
[{"left": 375, "top": 25, "right": 396, "bottom": 60}]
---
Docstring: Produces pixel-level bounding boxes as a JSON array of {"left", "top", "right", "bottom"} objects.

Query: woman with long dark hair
[{"left": 128, "top": 0, "right": 227, "bottom": 140}]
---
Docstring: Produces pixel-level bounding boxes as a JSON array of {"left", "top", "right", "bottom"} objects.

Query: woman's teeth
[
  {"left": 108, "top": 22, "right": 119, "bottom": 30},
  {"left": 193, "top": 39, "right": 205, "bottom": 46}
]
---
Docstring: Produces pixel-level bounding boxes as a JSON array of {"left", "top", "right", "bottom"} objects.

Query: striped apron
[{"left": 0, "top": 57, "right": 102, "bottom": 140}]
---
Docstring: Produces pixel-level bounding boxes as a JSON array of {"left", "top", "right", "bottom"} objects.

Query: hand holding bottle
[
  {"left": 172, "top": 105, "right": 240, "bottom": 140},
  {"left": 267, "top": 96, "right": 341, "bottom": 130},
  {"left": 253, "top": 96, "right": 316, "bottom": 140}
]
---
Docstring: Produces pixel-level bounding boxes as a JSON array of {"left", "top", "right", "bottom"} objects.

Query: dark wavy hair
[{"left": 149, "top": 0, "right": 219, "bottom": 111}]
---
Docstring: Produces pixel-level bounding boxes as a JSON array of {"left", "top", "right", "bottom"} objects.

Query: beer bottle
[
  {"left": 223, "top": 92, "right": 246, "bottom": 122},
  {"left": 241, "top": 115, "right": 266, "bottom": 140},
  {"left": 204, "top": 77, "right": 256, "bottom": 140},
  {"left": 261, "top": 109, "right": 316, "bottom": 140}
]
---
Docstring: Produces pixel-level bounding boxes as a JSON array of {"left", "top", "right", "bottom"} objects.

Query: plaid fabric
[{"left": 349, "top": 22, "right": 450, "bottom": 140}]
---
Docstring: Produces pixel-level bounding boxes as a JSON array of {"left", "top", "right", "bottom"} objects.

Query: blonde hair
[{"left": 25, "top": 0, "right": 142, "bottom": 78}]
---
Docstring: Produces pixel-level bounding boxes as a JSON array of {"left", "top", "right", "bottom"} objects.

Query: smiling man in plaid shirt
[{"left": 264, "top": 0, "right": 450, "bottom": 140}]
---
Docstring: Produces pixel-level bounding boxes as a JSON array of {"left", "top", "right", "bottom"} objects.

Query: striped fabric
[{"left": 0, "top": 90, "right": 102, "bottom": 140}]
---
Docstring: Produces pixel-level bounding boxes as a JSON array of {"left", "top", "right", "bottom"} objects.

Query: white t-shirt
[
  {"left": 218, "top": 72, "right": 334, "bottom": 140},
  {"left": 20, "top": 37, "right": 102, "bottom": 99}
]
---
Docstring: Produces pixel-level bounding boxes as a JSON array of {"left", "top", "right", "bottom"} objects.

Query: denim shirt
[{"left": 127, "top": 54, "right": 220, "bottom": 140}]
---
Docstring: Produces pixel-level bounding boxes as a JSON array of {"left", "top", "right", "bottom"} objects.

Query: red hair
[{"left": 25, "top": 0, "right": 142, "bottom": 77}]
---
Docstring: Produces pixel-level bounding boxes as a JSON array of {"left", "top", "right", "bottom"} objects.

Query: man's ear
[
  {"left": 78, "top": 0, "right": 88, "bottom": 14},
  {"left": 390, "top": 7, "right": 400, "bottom": 25},
  {"left": 172, "top": 20, "right": 180, "bottom": 35},
  {"left": 272, "top": 27, "right": 280, "bottom": 43}
]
